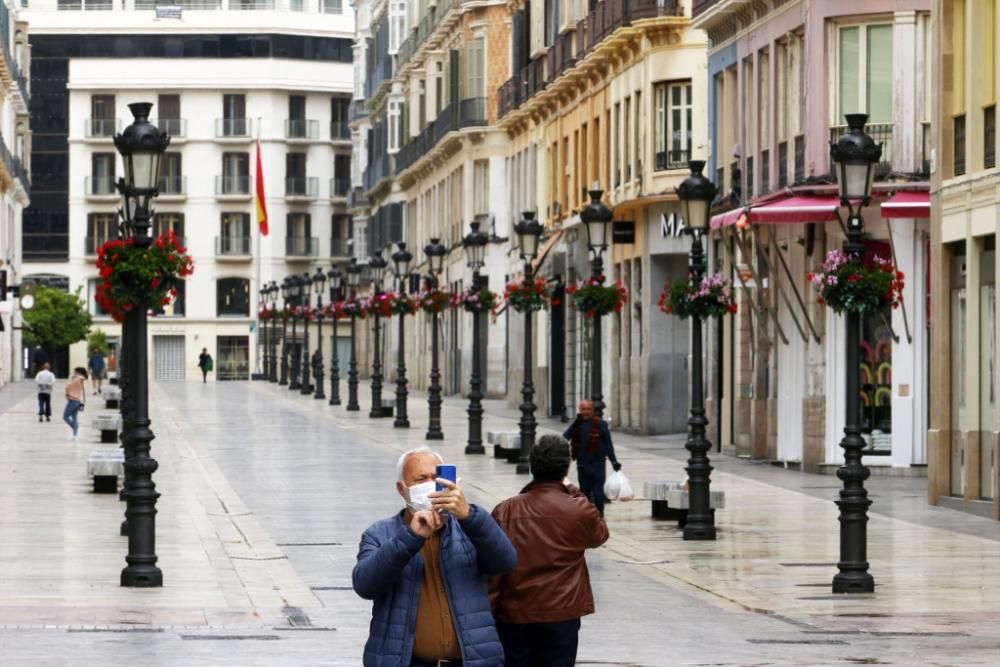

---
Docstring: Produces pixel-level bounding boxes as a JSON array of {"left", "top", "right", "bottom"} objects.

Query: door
[
  {"left": 153, "top": 335, "right": 186, "bottom": 382},
  {"left": 950, "top": 254, "right": 967, "bottom": 496},
  {"left": 776, "top": 241, "right": 805, "bottom": 461},
  {"left": 979, "top": 249, "right": 996, "bottom": 500},
  {"left": 217, "top": 336, "right": 250, "bottom": 381}
]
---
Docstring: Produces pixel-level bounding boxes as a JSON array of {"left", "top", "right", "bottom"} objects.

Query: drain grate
[
  {"left": 180, "top": 634, "right": 281, "bottom": 641},
  {"left": 282, "top": 607, "right": 312, "bottom": 628},
  {"left": 748, "top": 638, "right": 848, "bottom": 645}
]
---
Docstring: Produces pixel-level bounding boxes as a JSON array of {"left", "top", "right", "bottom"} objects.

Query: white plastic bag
[{"left": 604, "top": 470, "right": 634, "bottom": 502}]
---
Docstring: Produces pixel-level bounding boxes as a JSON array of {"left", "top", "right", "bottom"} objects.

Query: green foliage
[
  {"left": 87, "top": 329, "right": 110, "bottom": 356},
  {"left": 22, "top": 286, "right": 92, "bottom": 350}
]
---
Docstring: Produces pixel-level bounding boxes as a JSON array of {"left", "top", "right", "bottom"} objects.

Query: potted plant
[
  {"left": 566, "top": 276, "right": 628, "bottom": 318},
  {"left": 389, "top": 292, "right": 419, "bottom": 316},
  {"left": 419, "top": 287, "right": 456, "bottom": 314},
  {"left": 807, "top": 250, "right": 904, "bottom": 314},
  {"left": 460, "top": 285, "right": 497, "bottom": 314},
  {"left": 658, "top": 272, "right": 737, "bottom": 319},
  {"left": 503, "top": 277, "right": 552, "bottom": 313},
  {"left": 364, "top": 292, "right": 394, "bottom": 318}
]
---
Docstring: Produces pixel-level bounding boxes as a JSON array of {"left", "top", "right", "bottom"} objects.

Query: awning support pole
[
  {"left": 719, "top": 225, "right": 773, "bottom": 348},
  {"left": 756, "top": 225, "right": 823, "bottom": 344},
  {"left": 724, "top": 225, "right": 788, "bottom": 346},
  {"left": 884, "top": 219, "right": 913, "bottom": 344}
]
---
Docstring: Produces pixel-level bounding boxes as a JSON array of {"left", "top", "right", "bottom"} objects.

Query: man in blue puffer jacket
[{"left": 353, "top": 446, "right": 517, "bottom": 667}]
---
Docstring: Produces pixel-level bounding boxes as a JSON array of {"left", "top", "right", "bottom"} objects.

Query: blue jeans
[
  {"left": 577, "top": 462, "right": 606, "bottom": 516},
  {"left": 63, "top": 400, "right": 81, "bottom": 435},
  {"left": 497, "top": 618, "right": 581, "bottom": 667}
]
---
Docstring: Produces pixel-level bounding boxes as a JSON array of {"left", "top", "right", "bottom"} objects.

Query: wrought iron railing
[
  {"left": 285, "top": 176, "right": 319, "bottom": 197},
  {"left": 330, "top": 237, "right": 352, "bottom": 256},
  {"left": 285, "top": 237, "right": 318, "bottom": 257},
  {"left": 215, "top": 175, "right": 250, "bottom": 195},
  {"left": 216, "top": 117, "right": 251, "bottom": 137},
  {"left": 829, "top": 122, "right": 894, "bottom": 176},
  {"left": 285, "top": 119, "right": 319, "bottom": 140},
  {"left": 654, "top": 148, "right": 689, "bottom": 171},
  {"left": 395, "top": 98, "right": 486, "bottom": 173},
  {"left": 330, "top": 177, "right": 351, "bottom": 197},
  {"left": 216, "top": 236, "right": 252, "bottom": 256}
]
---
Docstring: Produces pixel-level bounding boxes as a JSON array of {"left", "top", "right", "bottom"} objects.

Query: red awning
[
  {"left": 881, "top": 191, "right": 930, "bottom": 219},
  {"left": 711, "top": 195, "right": 843, "bottom": 228}
]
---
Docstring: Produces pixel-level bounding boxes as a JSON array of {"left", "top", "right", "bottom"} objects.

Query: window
[
  {"left": 332, "top": 213, "right": 352, "bottom": 255},
  {"left": 222, "top": 94, "right": 248, "bottom": 135},
  {"left": 220, "top": 212, "right": 250, "bottom": 254},
  {"left": 614, "top": 103, "right": 621, "bottom": 186},
  {"left": 161, "top": 153, "right": 183, "bottom": 194},
  {"left": 624, "top": 96, "right": 631, "bottom": 182},
  {"left": 91, "top": 153, "right": 115, "bottom": 194},
  {"left": 157, "top": 94, "right": 182, "bottom": 136},
  {"left": 221, "top": 152, "right": 249, "bottom": 193},
  {"left": 288, "top": 94, "right": 307, "bottom": 139},
  {"left": 217, "top": 278, "right": 250, "bottom": 316},
  {"left": 286, "top": 212, "right": 313, "bottom": 255},
  {"left": 473, "top": 159, "right": 489, "bottom": 216},
  {"left": 217, "top": 336, "right": 250, "bottom": 381},
  {"left": 286, "top": 153, "right": 308, "bottom": 194},
  {"left": 418, "top": 79, "right": 428, "bottom": 128},
  {"left": 153, "top": 212, "right": 185, "bottom": 241},
  {"left": 837, "top": 24, "right": 893, "bottom": 123},
  {"left": 634, "top": 90, "right": 642, "bottom": 178},
  {"left": 389, "top": 1, "right": 406, "bottom": 54},
  {"left": 321, "top": 0, "right": 343, "bottom": 13},
  {"left": 759, "top": 47, "right": 770, "bottom": 150},
  {"left": 654, "top": 81, "right": 692, "bottom": 171},
  {"left": 388, "top": 97, "right": 402, "bottom": 153},
  {"left": 86, "top": 213, "right": 118, "bottom": 254},
  {"left": 466, "top": 38, "right": 485, "bottom": 99},
  {"left": 331, "top": 96, "right": 349, "bottom": 139},
  {"left": 153, "top": 280, "right": 185, "bottom": 317},
  {"left": 90, "top": 94, "right": 115, "bottom": 137}
]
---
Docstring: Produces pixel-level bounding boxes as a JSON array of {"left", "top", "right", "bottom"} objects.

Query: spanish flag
[{"left": 255, "top": 137, "right": 269, "bottom": 236}]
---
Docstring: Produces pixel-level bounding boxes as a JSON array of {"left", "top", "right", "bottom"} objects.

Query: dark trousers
[
  {"left": 497, "top": 618, "right": 580, "bottom": 667},
  {"left": 37, "top": 393, "right": 51, "bottom": 418},
  {"left": 578, "top": 462, "right": 606, "bottom": 516}
]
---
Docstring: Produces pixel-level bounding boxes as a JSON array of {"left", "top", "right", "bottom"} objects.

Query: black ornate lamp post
[
  {"left": 676, "top": 160, "right": 719, "bottom": 541},
  {"left": 327, "top": 265, "right": 343, "bottom": 406},
  {"left": 346, "top": 258, "right": 363, "bottom": 411},
  {"left": 424, "top": 238, "right": 447, "bottom": 440},
  {"left": 288, "top": 275, "right": 302, "bottom": 390},
  {"left": 279, "top": 277, "right": 291, "bottom": 386},
  {"left": 391, "top": 243, "right": 413, "bottom": 428},
  {"left": 830, "top": 113, "right": 881, "bottom": 594},
  {"left": 463, "top": 221, "right": 488, "bottom": 454},
  {"left": 268, "top": 281, "right": 279, "bottom": 382},
  {"left": 514, "top": 212, "right": 543, "bottom": 474},
  {"left": 114, "top": 101, "right": 170, "bottom": 587},
  {"left": 258, "top": 284, "right": 268, "bottom": 379},
  {"left": 580, "top": 186, "right": 614, "bottom": 418},
  {"left": 368, "top": 251, "right": 389, "bottom": 418},
  {"left": 311, "top": 267, "right": 327, "bottom": 400},
  {"left": 300, "top": 271, "right": 314, "bottom": 395}
]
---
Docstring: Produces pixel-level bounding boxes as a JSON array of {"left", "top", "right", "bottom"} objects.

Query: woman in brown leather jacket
[{"left": 489, "top": 435, "right": 609, "bottom": 666}]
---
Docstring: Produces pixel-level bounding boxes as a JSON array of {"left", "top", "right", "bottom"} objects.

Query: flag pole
[{"left": 254, "top": 117, "right": 263, "bottom": 377}]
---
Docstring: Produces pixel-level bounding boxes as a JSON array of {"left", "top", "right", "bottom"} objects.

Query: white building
[
  {"left": 0, "top": 0, "right": 30, "bottom": 388},
  {"left": 20, "top": 0, "right": 355, "bottom": 380}
]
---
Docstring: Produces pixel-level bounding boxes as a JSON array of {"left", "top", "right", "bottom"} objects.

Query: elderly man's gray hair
[{"left": 396, "top": 446, "right": 444, "bottom": 482}]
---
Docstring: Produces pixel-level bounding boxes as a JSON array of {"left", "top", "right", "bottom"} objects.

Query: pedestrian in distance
[
  {"left": 352, "top": 446, "right": 517, "bottom": 667},
  {"left": 563, "top": 399, "right": 622, "bottom": 516},
  {"left": 63, "top": 367, "right": 87, "bottom": 440},
  {"left": 88, "top": 348, "right": 106, "bottom": 395},
  {"left": 197, "top": 348, "right": 213, "bottom": 383},
  {"left": 489, "top": 435, "right": 609, "bottom": 667},
  {"left": 34, "top": 362, "right": 55, "bottom": 422}
]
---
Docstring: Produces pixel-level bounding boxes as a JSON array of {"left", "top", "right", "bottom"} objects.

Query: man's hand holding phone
[{"left": 430, "top": 478, "right": 470, "bottom": 520}]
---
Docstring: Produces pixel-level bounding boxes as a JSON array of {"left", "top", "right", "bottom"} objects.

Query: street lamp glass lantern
[
  {"left": 676, "top": 160, "right": 718, "bottom": 231},
  {"left": 280, "top": 277, "right": 290, "bottom": 301},
  {"left": 830, "top": 113, "right": 882, "bottom": 203},
  {"left": 113, "top": 102, "right": 171, "bottom": 217},
  {"left": 370, "top": 251, "right": 388, "bottom": 283},
  {"left": 425, "top": 238, "right": 447, "bottom": 275},
  {"left": 347, "top": 258, "right": 362, "bottom": 287},
  {"left": 392, "top": 242, "right": 414, "bottom": 277},
  {"left": 464, "top": 221, "right": 488, "bottom": 270},
  {"left": 327, "top": 265, "right": 343, "bottom": 290},
  {"left": 581, "top": 186, "right": 613, "bottom": 256},
  {"left": 514, "top": 211, "right": 543, "bottom": 261},
  {"left": 312, "top": 267, "right": 327, "bottom": 295}
]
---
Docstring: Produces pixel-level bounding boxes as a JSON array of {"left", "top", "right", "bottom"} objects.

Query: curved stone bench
[
  {"left": 87, "top": 448, "right": 124, "bottom": 493},
  {"left": 644, "top": 480, "right": 725, "bottom": 527},
  {"left": 101, "top": 386, "right": 122, "bottom": 409},
  {"left": 91, "top": 414, "right": 122, "bottom": 443}
]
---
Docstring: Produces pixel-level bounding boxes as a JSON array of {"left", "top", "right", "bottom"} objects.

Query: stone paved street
[{"left": 0, "top": 379, "right": 998, "bottom": 666}]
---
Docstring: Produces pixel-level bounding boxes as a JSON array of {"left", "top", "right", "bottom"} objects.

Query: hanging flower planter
[
  {"left": 389, "top": 292, "right": 419, "bottom": 316},
  {"left": 337, "top": 297, "right": 367, "bottom": 320},
  {"left": 364, "top": 292, "right": 394, "bottom": 318},
  {"left": 460, "top": 286, "right": 497, "bottom": 314},
  {"left": 420, "top": 287, "right": 457, "bottom": 314},
  {"left": 95, "top": 230, "right": 194, "bottom": 323},
  {"left": 807, "top": 250, "right": 904, "bottom": 315},
  {"left": 658, "top": 272, "right": 737, "bottom": 320},
  {"left": 566, "top": 276, "right": 628, "bottom": 318},
  {"left": 504, "top": 277, "right": 552, "bottom": 313}
]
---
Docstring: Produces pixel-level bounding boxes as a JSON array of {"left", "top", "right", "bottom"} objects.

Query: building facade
[
  {"left": 21, "top": 0, "right": 354, "bottom": 381},
  {"left": 0, "top": 0, "right": 30, "bottom": 388},
  {"left": 498, "top": 0, "right": 707, "bottom": 430},
  {"left": 694, "top": 0, "right": 932, "bottom": 471},
  {"left": 929, "top": 0, "right": 999, "bottom": 519}
]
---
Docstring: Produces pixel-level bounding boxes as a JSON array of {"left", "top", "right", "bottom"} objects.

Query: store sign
[
  {"left": 612, "top": 221, "right": 635, "bottom": 244},
  {"left": 661, "top": 212, "right": 686, "bottom": 237}
]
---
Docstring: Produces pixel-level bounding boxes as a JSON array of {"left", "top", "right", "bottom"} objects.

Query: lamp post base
[
  {"left": 121, "top": 565, "right": 163, "bottom": 588},
  {"left": 683, "top": 522, "right": 717, "bottom": 541},
  {"left": 832, "top": 569, "right": 875, "bottom": 594},
  {"left": 394, "top": 418, "right": 410, "bottom": 428},
  {"left": 465, "top": 444, "right": 486, "bottom": 455},
  {"left": 425, "top": 430, "right": 444, "bottom": 440}
]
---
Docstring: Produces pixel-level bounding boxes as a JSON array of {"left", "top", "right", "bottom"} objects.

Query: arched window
[{"left": 217, "top": 277, "right": 250, "bottom": 316}]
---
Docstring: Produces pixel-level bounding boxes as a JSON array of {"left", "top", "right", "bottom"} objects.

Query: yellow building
[{"left": 930, "top": 0, "right": 1000, "bottom": 519}]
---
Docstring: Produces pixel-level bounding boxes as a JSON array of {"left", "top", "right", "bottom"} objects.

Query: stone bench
[
  {"left": 370, "top": 399, "right": 394, "bottom": 418},
  {"left": 91, "top": 414, "right": 122, "bottom": 443},
  {"left": 644, "top": 480, "right": 726, "bottom": 527},
  {"left": 108, "top": 372, "right": 119, "bottom": 386},
  {"left": 87, "top": 448, "right": 125, "bottom": 493},
  {"left": 487, "top": 431, "right": 521, "bottom": 462},
  {"left": 102, "top": 386, "right": 122, "bottom": 409}
]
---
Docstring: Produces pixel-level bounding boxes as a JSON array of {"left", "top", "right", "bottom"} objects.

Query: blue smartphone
[{"left": 435, "top": 464, "right": 457, "bottom": 492}]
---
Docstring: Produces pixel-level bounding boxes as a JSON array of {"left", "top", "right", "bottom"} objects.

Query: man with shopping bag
[{"left": 563, "top": 399, "right": 621, "bottom": 516}]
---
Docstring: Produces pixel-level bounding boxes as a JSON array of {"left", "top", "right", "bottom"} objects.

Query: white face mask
[{"left": 406, "top": 481, "right": 436, "bottom": 512}]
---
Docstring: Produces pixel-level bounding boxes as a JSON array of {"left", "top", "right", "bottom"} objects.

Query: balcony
[
  {"left": 215, "top": 175, "right": 251, "bottom": 198},
  {"left": 330, "top": 177, "right": 350, "bottom": 199},
  {"left": 331, "top": 120, "right": 351, "bottom": 142},
  {"left": 692, "top": 0, "right": 722, "bottom": 18},
  {"left": 215, "top": 235, "right": 252, "bottom": 259},
  {"left": 330, "top": 237, "right": 352, "bottom": 257},
  {"left": 85, "top": 118, "right": 118, "bottom": 139},
  {"left": 285, "top": 119, "right": 320, "bottom": 141},
  {"left": 396, "top": 98, "right": 487, "bottom": 174},
  {"left": 498, "top": 58, "right": 546, "bottom": 119},
  {"left": 156, "top": 118, "right": 186, "bottom": 139},
  {"left": 347, "top": 186, "right": 366, "bottom": 209},
  {"left": 349, "top": 99, "right": 369, "bottom": 123},
  {"left": 0, "top": 133, "right": 29, "bottom": 196},
  {"left": 285, "top": 236, "right": 318, "bottom": 258},
  {"left": 654, "top": 148, "right": 690, "bottom": 171},
  {"left": 363, "top": 154, "right": 393, "bottom": 192},
  {"left": 158, "top": 175, "right": 186, "bottom": 199},
  {"left": 85, "top": 175, "right": 118, "bottom": 199},
  {"left": 135, "top": 0, "right": 222, "bottom": 7},
  {"left": 364, "top": 53, "right": 394, "bottom": 100},
  {"left": 286, "top": 176, "right": 319, "bottom": 199},
  {"left": 829, "top": 122, "right": 894, "bottom": 177},
  {"left": 84, "top": 236, "right": 118, "bottom": 256},
  {"left": 215, "top": 118, "right": 252, "bottom": 139},
  {"left": 396, "top": 0, "right": 460, "bottom": 69}
]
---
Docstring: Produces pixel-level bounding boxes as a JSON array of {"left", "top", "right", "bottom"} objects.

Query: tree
[
  {"left": 87, "top": 329, "right": 110, "bottom": 356},
  {"left": 22, "top": 286, "right": 92, "bottom": 352}
]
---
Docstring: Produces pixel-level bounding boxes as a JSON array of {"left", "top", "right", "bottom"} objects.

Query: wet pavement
[{"left": 0, "top": 378, "right": 997, "bottom": 666}]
